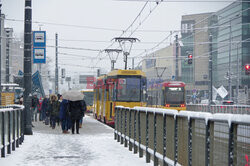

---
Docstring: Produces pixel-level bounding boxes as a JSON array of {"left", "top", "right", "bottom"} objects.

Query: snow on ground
[{"left": 0, "top": 115, "right": 152, "bottom": 166}]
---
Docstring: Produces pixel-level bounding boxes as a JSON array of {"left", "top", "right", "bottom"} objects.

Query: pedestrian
[
  {"left": 48, "top": 94, "right": 60, "bottom": 129},
  {"left": 59, "top": 98, "right": 71, "bottom": 134},
  {"left": 69, "top": 100, "right": 86, "bottom": 134},
  {"left": 41, "top": 95, "right": 49, "bottom": 122},
  {"left": 31, "top": 94, "right": 39, "bottom": 122}
]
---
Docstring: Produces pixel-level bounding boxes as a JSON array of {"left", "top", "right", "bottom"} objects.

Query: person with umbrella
[{"left": 62, "top": 90, "right": 86, "bottom": 134}]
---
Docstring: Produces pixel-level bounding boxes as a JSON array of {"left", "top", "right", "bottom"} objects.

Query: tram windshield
[
  {"left": 116, "top": 77, "right": 141, "bottom": 102},
  {"left": 165, "top": 87, "right": 185, "bottom": 104}
]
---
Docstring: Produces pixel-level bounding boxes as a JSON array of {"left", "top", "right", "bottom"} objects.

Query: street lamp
[
  {"left": 114, "top": 37, "right": 139, "bottom": 70},
  {"left": 104, "top": 49, "right": 122, "bottom": 71}
]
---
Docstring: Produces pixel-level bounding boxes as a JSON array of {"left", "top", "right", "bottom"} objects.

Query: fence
[
  {"left": 114, "top": 106, "right": 250, "bottom": 166},
  {"left": 187, "top": 104, "right": 250, "bottom": 115},
  {"left": 0, "top": 105, "right": 25, "bottom": 158}
]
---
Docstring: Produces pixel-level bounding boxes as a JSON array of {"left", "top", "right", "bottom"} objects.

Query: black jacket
[{"left": 69, "top": 100, "right": 86, "bottom": 120}]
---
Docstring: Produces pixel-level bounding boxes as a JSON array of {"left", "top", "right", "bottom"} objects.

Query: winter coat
[
  {"left": 59, "top": 99, "right": 69, "bottom": 120},
  {"left": 49, "top": 95, "right": 60, "bottom": 117},
  {"left": 42, "top": 98, "right": 49, "bottom": 115},
  {"left": 31, "top": 97, "right": 39, "bottom": 108},
  {"left": 69, "top": 100, "right": 86, "bottom": 120}
]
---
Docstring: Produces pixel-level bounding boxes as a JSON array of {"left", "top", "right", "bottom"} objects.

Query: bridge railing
[
  {"left": 187, "top": 104, "right": 250, "bottom": 115},
  {"left": 0, "top": 105, "right": 25, "bottom": 158},
  {"left": 114, "top": 106, "right": 250, "bottom": 166}
]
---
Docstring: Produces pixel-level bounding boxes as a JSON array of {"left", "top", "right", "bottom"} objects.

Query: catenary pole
[
  {"left": 55, "top": 33, "right": 58, "bottom": 95},
  {"left": 175, "top": 35, "right": 179, "bottom": 81},
  {"left": 23, "top": 0, "right": 33, "bottom": 135},
  {"left": 0, "top": 2, "right": 2, "bottom": 105}
]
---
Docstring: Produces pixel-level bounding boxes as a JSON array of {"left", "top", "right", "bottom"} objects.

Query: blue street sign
[
  {"left": 33, "top": 31, "right": 46, "bottom": 47},
  {"left": 33, "top": 48, "right": 46, "bottom": 63}
]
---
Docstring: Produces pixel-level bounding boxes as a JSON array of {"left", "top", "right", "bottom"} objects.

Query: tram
[
  {"left": 147, "top": 81, "right": 186, "bottom": 111},
  {"left": 93, "top": 69, "right": 147, "bottom": 126},
  {"left": 80, "top": 89, "right": 94, "bottom": 112}
]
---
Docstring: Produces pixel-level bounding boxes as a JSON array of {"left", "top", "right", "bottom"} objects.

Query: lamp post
[
  {"left": 104, "top": 49, "right": 122, "bottom": 71},
  {"left": 114, "top": 37, "right": 139, "bottom": 70}
]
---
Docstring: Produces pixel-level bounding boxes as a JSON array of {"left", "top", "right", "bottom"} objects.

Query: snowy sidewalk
[{"left": 0, "top": 115, "right": 152, "bottom": 166}]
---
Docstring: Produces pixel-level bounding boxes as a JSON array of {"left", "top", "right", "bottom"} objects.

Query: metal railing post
[
  {"left": 153, "top": 112, "right": 158, "bottom": 166},
  {"left": 228, "top": 123, "right": 237, "bottom": 165},
  {"left": 129, "top": 109, "right": 132, "bottom": 151},
  {"left": 188, "top": 118, "right": 193, "bottom": 166},
  {"left": 146, "top": 112, "right": 150, "bottom": 163},
  {"left": 134, "top": 110, "right": 137, "bottom": 154},
  {"left": 174, "top": 116, "right": 178, "bottom": 165},
  {"left": 124, "top": 109, "right": 128, "bottom": 147},
  {"left": 7, "top": 111, "right": 11, "bottom": 154},
  {"left": 138, "top": 111, "right": 143, "bottom": 158},
  {"left": 16, "top": 110, "right": 20, "bottom": 148},
  {"left": 163, "top": 114, "right": 167, "bottom": 166},
  {"left": 120, "top": 108, "right": 123, "bottom": 145},
  {"left": 117, "top": 108, "right": 120, "bottom": 143},
  {"left": 12, "top": 111, "right": 15, "bottom": 151},
  {"left": 1, "top": 112, "right": 5, "bottom": 157},
  {"left": 205, "top": 120, "right": 211, "bottom": 166}
]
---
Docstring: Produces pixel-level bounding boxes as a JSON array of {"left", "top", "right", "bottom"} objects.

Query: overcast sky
[{"left": 3, "top": 0, "right": 232, "bottom": 76}]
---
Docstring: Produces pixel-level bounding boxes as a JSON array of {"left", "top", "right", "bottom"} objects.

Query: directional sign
[{"left": 33, "top": 48, "right": 46, "bottom": 63}]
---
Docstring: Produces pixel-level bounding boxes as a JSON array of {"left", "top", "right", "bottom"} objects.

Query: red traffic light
[
  {"left": 188, "top": 54, "right": 192, "bottom": 59},
  {"left": 245, "top": 64, "right": 250, "bottom": 70}
]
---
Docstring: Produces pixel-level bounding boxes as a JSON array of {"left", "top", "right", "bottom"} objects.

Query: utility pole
[
  {"left": 55, "top": 33, "right": 58, "bottom": 95},
  {"left": 5, "top": 29, "right": 11, "bottom": 85},
  {"left": 228, "top": 19, "right": 232, "bottom": 100},
  {"left": 0, "top": 2, "right": 2, "bottom": 105},
  {"left": 209, "top": 34, "right": 213, "bottom": 108},
  {"left": 175, "top": 35, "right": 179, "bottom": 81},
  {"left": 23, "top": 0, "right": 33, "bottom": 135}
]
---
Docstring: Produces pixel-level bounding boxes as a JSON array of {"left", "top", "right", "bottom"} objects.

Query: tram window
[{"left": 117, "top": 78, "right": 140, "bottom": 102}]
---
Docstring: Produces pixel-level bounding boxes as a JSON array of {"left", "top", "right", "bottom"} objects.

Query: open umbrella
[{"left": 62, "top": 90, "right": 84, "bottom": 101}]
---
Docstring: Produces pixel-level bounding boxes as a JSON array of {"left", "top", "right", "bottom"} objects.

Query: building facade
[
  {"left": 180, "top": 13, "right": 213, "bottom": 102},
  {"left": 211, "top": 0, "right": 250, "bottom": 102}
]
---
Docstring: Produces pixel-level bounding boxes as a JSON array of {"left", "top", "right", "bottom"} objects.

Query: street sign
[
  {"left": 217, "top": 85, "right": 228, "bottom": 99},
  {"left": 33, "top": 48, "right": 46, "bottom": 63},
  {"left": 33, "top": 31, "right": 46, "bottom": 64},
  {"left": 33, "top": 31, "right": 46, "bottom": 47}
]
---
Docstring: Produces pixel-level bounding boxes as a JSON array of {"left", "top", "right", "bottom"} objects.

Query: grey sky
[{"left": 3, "top": 0, "right": 231, "bottom": 76}]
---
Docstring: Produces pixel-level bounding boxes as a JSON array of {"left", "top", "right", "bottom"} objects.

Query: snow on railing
[
  {"left": 187, "top": 104, "right": 250, "bottom": 114},
  {"left": 0, "top": 105, "right": 24, "bottom": 158},
  {"left": 114, "top": 106, "right": 250, "bottom": 166}
]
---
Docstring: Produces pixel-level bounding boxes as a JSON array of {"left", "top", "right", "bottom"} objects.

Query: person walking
[
  {"left": 31, "top": 94, "right": 39, "bottom": 122},
  {"left": 41, "top": 95, "right": 49, "bottom": 123},
  {"left": 59, "top": 98, "right": 71, "bottom": 134},
  {"left": 69, "top": 100, "right": 85, "bottom": 134},
  {"left": 48, "top": 94, "right": 60, "bottom": 129}
]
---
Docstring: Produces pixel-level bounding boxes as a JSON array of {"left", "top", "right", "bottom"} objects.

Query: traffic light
[
  {"left": 188, "top": 54, "right": 193, "bottom": 64},
  {"left": 245, "top": 64, "right": 250, "bottom": 75}
]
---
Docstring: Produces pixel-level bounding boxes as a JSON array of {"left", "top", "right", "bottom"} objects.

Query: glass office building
[{"left": 211, "top": 0, "right": 250, "bottom": 100}]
